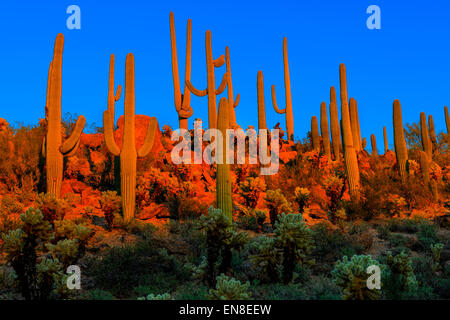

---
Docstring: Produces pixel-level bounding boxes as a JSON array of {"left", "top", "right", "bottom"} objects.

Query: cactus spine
[
  {"left": 420, "top": 112, "right": 432, "bottom": 160},
  {"left": 339, "top": 64, "right": 360, "bottom": 202},
  {"left": 271, "top": 37, "right": 294, "bottom": 141},
  {"left": 225, "top": 47, "right": 240, "bottom": 128},
  {"left": 217, "top": 97, "right": 233, "bottom": 222},
  {"left": 370, "top": 134, "right": 377, "bottom": 156},
  {"left": 320, "top": 102, "right": 331, "bottom": 160},
  {"left": 186, "top": 30, "right": 228, "bottom": 129},
  {"left": 445, "top": 106, "right": 450, "bottom": 134},
  {"left": 393, "top": 100, "right": 408, "bottom": 182},
  {"left": 349, "top": 97, "right": 361, "bottom": 152},
  {"left": 43, "top": 33, "right": 86, "bottom": 198},
  {"left": 311, "top": 116, "right": 320, "bottom": 151},
  {"left": 428, "top": 115, "right": 438, "bottom": 149},
  {"left": 103, "top": 53, "right": 158, "bottom": 223},
  {"left": 383, "top": 126, "right": 388, "bottom": 153},
  {"left": 257, "top": 71, "right": 267, "bottom": 130},
  {"left": 170, "top": 12, "right": 193, "bottom": 130},
  {"left": 329, "top": 86, "right": 341, "bottom": 160}
]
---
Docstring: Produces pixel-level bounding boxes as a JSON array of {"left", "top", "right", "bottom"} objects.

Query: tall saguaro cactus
[
  {"left": 320, "top": 102, "right": 331, "bottom": 160},
  {"left": 349, "top": 97, "right": 361, "bottom": 152},
  {"left": 257, "top": 71, "right": 267, "bottom": 130},
  {"left": 329, "top": 86, "right": 341, "bottom": 160},
  {"left": 43, "top": 33, "right": 86, "bottom": 198},
  {"left": 170, "top": 12, "right": 193, "bottom": 130},
  {"left": 420, "top": 112, "right": 432, "bottom": 160},
  {"left": 107, "top": 54, "right": 122, "bottom": 124},
  {"left": 103, "top": 53, "right": 158, "bottom": 223},
  {"left": 370, "top": 134, "right": 377, "bottom": 156},
  {"left": 186, "top": 30, "right": 228, "bottom": 129},
  {"left": 339, "top": 64, "right": 360, "bottom": 202},
  {"left": 393, "top": 100, "right": 408, "bottom": 182},
  {"left": 419, "top": 151, "right": 430, "bottom": 186},
  {"left": 311, "top": 116, "right": 320, "bottom": 151},
  {"left": 428, "top": 115, "right": 438, "bottom": 149},
  {"left": 217, "top": 97, "right": 233, "bottom": 222},
  {"left": 225, "top": 47, "right": 240, "bottom": 128},
  {"left": 445, "top": 106, "right": 450, "bottom": 134},
  {"left": 383, "top": 126, "right": 389, "bottom": 153},
  {"left": 271, "top": 37, "right": 294, "bottom": 141}
]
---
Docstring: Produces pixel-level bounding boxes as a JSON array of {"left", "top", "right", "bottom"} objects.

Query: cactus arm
[
  {"left": 60, "top": 115, "right": 86, "bottom": 155},
  {"left": 115, "top": 85, "right": 122, "bottom": 101},
  {"left": 42, "top": 136, "right": 46, "bottom": 158},
  {"left": 234, "top": 93, "right": 240, "bottom": 108},
  {"left": 170, "top": 12, "right": 182, "bottom": 111},
  {"left": 181, "top": 18, "right": 192, "bottom": 112},
  {"left": 213, "top": 55, "right": 225, "bottom": 67},
  {"left": 215, "top": 72, "right": 229, "bottom": 95},
  {"left": 45, "top": 61, "right": 53, "bottom": 120},
  {"left": 178, "top": 105, "right": 194, "bottom": 118},
  {"left": 271, "top": 85, "right": 286, "bottom": 114},
  {"left": 185, "top": 80, "right": 207, "bottom": 97},
  {"left": 137, "top": 117, "right": 158, "bottom": 158},
  {"left": 62, "top": 135, "right": 81, "bottom": 158},
  {"left": 103, "top": 110, "right": 120, "bottom": 156}
]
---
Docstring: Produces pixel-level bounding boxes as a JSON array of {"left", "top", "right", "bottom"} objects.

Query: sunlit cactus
[
  {"left": 383, "top": 126, "right": 388, "bottom": 153},
  {"left": 217, "top": 97, "right": 233, "bottom": 222},
  {"left": 393, "top": 100, "right": 408, "bottom": 182},
  {"left": 107, "top": 54, "right": 122, "bottom": 123},
  {"left": 311, "top": 116, "right": 320, "bottom": 151},
  {"left": 170, "top": 12, "right": 193, "bottom": 130},
  {"left": 271, "top": 37, "right": 294, "bottom": 141},
  {"left": 186, "top": 30, "right": 228, "bottom": 129},
  {"left": 420, "top": 112, "right": 432, "bottom": 160},
  {"left": 320, "top": 102, "right": 331, "bottom": 160},
  {"left": 339, "top": 64, "right": 360, "bottom": 202},
  {"left": 428, "top": 114, "right": 438, "bottom": 149},
  {"left": 445, "top": 106, "right": 450, "bottom": 134},
  {"left": 370, "top": 134, "right": 377, "bottom": 156},
  {"left": 349, "top": 97, "right": 361, "bottom": 152},
  {"left": 103, "top": 53, "right": 158, "bottom": 223},
  {"left": 329, "top": 86, "right": 341, "bottom": 160},
  {"left": 225, "top": 46, "right": 240, "bottom": 128},
  {"left": 257, "top": 70, "right": 267, "bottom": 130},
  {"left": 361, "top": 137, "right": 367, "bottom": 150},
  {"left": 419, "top": 151, "right": 430, "bottom": 186},
  {"left": 43, "top": 33, "right": 86, "bottom": 198}
]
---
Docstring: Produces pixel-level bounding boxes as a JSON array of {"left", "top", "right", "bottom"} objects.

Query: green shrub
[{"left": 207, "top": 274, "right": 251, "bottom": 300}]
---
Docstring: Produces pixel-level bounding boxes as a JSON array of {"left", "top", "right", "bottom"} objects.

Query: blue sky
[{"left": 0, "top": 0, "right": 449, "bottom": 152}]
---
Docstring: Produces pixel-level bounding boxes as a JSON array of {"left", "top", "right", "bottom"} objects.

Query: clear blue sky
[{"left": 0, "top": 0, "right": 449, "bottom": 152}]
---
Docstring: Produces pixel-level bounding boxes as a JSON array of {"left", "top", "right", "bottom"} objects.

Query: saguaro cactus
[
  {"left": 428, "top": 115, "right": 438, "bottom": 149},
  {"left": 186, "top": 30, "right": 228, "bottom": 129},
  {"left": 339, "top": 64, "right": 360, "bottom": 202},
  {"left": 103, "top": 53, "right": 158, "bottom": 223},
  {"left": 257, "top": 71, "right": 267, "bottom": 130},
  {"left": 225, "top": 47, "right": 240, "bottom": 128},
  {"left": 170, "top": 12, "right": 193, "bottom": 130},
  {"left": 370, "top": 134, "right": 377, "bottom": 156},
  {"left": 383, "top": 126, "right": 389, "bottom": 153},
  {"left": 43, "top": 33, "right": 85, "bottom": 198},
  {"left": 420, "top": 112, "right": 432, "bottom": 160},
  {"left": 217, "top": 97, "right": 233, "bottom": 222},
  {"left": 271, "top": 37, "right": 294, "bottom": 141},
  {"left": 393, "top": 100, "right": 408, "bottom": 182},
  {"left": 349, "top": 98, "right": 361, "bottom": 152},
  {"left": 329, "top": 86, "right": 342, "bottom": 160},
  {"left": 107, "top": 54, "right": 122, "bottom": 124},
  {"left": 419, "top": 151, "right": 430, "bottom": 186},
  {"left": 445, "top": 106, "right": 450, "bottom": 134},
  {"left": 361, "top": 137, "right": 367, "bottom": 149},
  {"left": 311, "top": 116, "right": 320, "bottom": 151},
  {"left": 320, "top": 102, "right": 331, "bottom": 160}
]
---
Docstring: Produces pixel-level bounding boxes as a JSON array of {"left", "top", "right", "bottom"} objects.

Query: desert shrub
[
  {"left": 98, "top": 191, "right": 121, "bottom": 230},
  {"left": 383, "top": 251, "right": 418, "bottom": 299},
  {"left": 274, "top": 213, "right": 314, "bottom": 284},
  {"left": 1, "top": 195, "right": 24, "bottom": 215},
  {"left": 207, "top": 274, "right": 251, "bottom": 300},
  {"left": 173, "top": 283, "right": 209, "bottom": 300},
  {"left": 294, "top": 187, "right": 310, "bottom": 213},
  {"left": 386, "top": 218, "right": 422, "bottom": 233},
  {"left": 323, "top": 174, "right": 346, "bottom": 220},
  {"left": 251, "top": 283, "right": 307, "bottom": 300},
  {"left": 136, "top": 168, "right": 180, "bottom": 206},
  {"left": 166, "top": 194, "right": 207, "bottom": 220},
  {"left": 376, "top": 224, "right": 391, "bottom": 240},
  {"left": 347, "top": 222, "right": 374, "bottom": 252},
  {"left": 417, "top": 222, "right": 440, "bottom": 251},
  {"left": 332, "top": 254, "right": 385, "bottom": 300},
  {"left": 236, "top": 209, "right": 267, "bottom": 232},
  {"left": 264, "top": 189, "right": 292, "bottom": 226},
  {"left": 35, "top": 193, "right": 69, "bottom": 226},
  {"left": 238, "top": 177, "right": 266, "bottom": 209},
  {"left": 0, "top": 197, "right": 22, "bottom": 234}
]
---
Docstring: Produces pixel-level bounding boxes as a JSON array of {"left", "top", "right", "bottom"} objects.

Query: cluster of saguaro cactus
[
  {"left": 393, "top": 100, "right": 408, "bottom": 182},
  {"left": 383, "top": 126, "right": 389, "bottom": 153},
  {"left": 329, "top": 86, "right": 341, "bottom": 160},
  {"left": 170, "top": 12, "right": 193, "bottom": 130},
  {"left": 271, "top": 37, "right": 294, "bottom": 141},
  {"left": 311, "top": 116, "right": 320, "bottom": 151},
  {"left": 420, "top": 112, "right": 432, "bottom": 160},
  {"left": 339, "top": 64, "right": 360, "bottom": 202},
  {"left": 320, "top": 102, "right": 331, "bottom": 160},
  {"left": 43, "top": 33, "right": 86, "bottom": 198},
  {"left": 103, "top": 53, "right": 158, "bottom": 223},
  {"left": 217, "top": 97, "right": 233, "bottom": 222},
  {"left": 186, "top": 30, "right": 228, "bottom": 129},
  {"left": 370, "top": 134, "right": 377, "bottom": 156},
  {"left": 257, "top": 71, "right": 267, "bottom": 130}
]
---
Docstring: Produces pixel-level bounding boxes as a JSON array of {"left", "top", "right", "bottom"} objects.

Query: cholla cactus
[
  {"left": 393, "top": 100, "right": 408, "bottom": 182},
  {"left": 385, "top": 251, "right": 418, "bottom": 299},
  {"left": 35, "top": 193, "right": 69, "bottom": 226},
  {"left": 264, "top": 189, "right": 292, "bottom": 226},
  {"left": 320, "top": 102, "right": 331, "bottom": 160},
  {"left": 207, "top": 274, "right": 251, "bottom": 300},
  {"left": 294, "top": 187, "right": 310, "bottom": 213},
  {"left": 311, "top": 116, "right": 320, "bottom": 151},
  {"left": 43, "top": 33, "right": 86, "bottom": 198},
  {"left": 332, "top": 254, "right": 384, "bottom": 300},
  {"left": 238, "top": 177, "right": 266, "bottom": 209},
  {"left": 248, "top": 236, "right": 280, "bottom": 282}
]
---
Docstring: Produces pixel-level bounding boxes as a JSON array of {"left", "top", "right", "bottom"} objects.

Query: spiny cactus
[
  {"left": 320, "top": 102, "right": 331, "bottom": 160},
  {"left": 383, "top": 126, "right": 389, "bottom": 153},
  {"left": 420, "top": 112, "right": 432, "bottom": 160},
  {"left": 208, "top": 274, "right": 251, "bottom": 300},
  {"left": 339, "top": 64, "right": 360, "bottom": 202},
  {"left": 103, "top": 53, "right": 158, "bottom": 223},
  {"left": 419, "top": 151, "right": 430, "bottom": 186},
  {"left": 349, "top": 97, "right": 361, "bottom": 152},
  {"left": 361, "top": 137, "right": 367, "bottom": 150},
  {"left": 186, "top": 30, "right": 228, "bottom": 129},
  {"left": 311, "top": 116, "right": 320, "bottom": 151},
  {"left": 225, "top": 46, "right": 240, "bottom": 128},
  {"left": 370, "top": 134, "right": 377, "bottom": 156},
  {"left": 257, "top": 71, "right": 267, "bottom": 130},
  {"left": 329, "top": 86, "right": 342, "bottom": 160},
  {"left": 217, "top": 97, "right": 233, "bottom": 222},
  {"left": 107, "top": 54, "right": 122, "bottom": 123},
  {"left": 445, "top": 106, "right": 450, "bottom": 134},
  {"left": 271, "top": 37, "right": 294, "bottom": 141},
  {"left": 428, "top": 114, "right": 438, "bottom": 149},
  {"left": 43, "top": 33, "right": 86, "bottom": 198},
  {"left": 393, "top": 100, "right": 408, "bottom": 182},
  {"left": 170, "top": 12, "right": 193, "bottom": 130}
]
